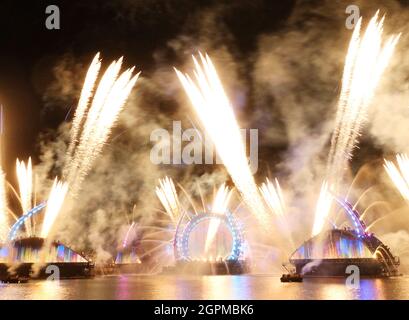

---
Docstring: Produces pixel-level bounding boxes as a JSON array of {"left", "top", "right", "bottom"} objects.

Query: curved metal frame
[
  {"left": 174, "top": 212, "right": 244, "bottom": 262},
  {"left": 333, "top": 197, "right": 367, "bottom": 238},
  {"left": 7, "top": 202, "right": 47, "bottom": 241}
]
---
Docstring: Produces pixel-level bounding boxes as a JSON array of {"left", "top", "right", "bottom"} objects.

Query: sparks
[
  {"left": 259, "top": 178, "right": 285, "bottom": 217},
  {"left": 175, "top": 53, "right": 268, "bottom": 227},
  {"left": 155, "top": 176, "right": 181, "bottom": 225},
  {"left": 311, "top": 181, "right": 333, "bottom": 237},
  {"left": 64, "top": 55, "right": 140, "bottom": 197},
  {"left": 204, "top": 183, "right": 232, "bottom": 254},
  {"left": 123, "top": 222, "right": 136, "bottom": 248},
  {"left": 384, "top": 154, "right": 409, "bottom": 201},
  {"left": 0, "top": 166, "right": 8, "bottom": 242},
  {"left": 41, "top": 179, "right": 69, "bottom": 238},
  {"left": 16, "top": 158, "right": 33, "bottom": 235},
  {"left": 327, "top": 12, "right": 400, "bottom": 190},
  {"left": 66, "top": 53, "right": 102, "bottom": 161},
  {"left": 212, "top": 183, "right": 232, "bottom": 214}
]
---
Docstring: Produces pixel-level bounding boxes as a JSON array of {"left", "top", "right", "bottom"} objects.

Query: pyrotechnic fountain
[
  {"left": 167, "top": 11, "right": 402, "bottom": 279},
  {"left": 326, "top": 12, "right": 400, "bottom": 192},
  {"left": 152, "top": 178, "right": 249, "bottom": 275},
  {"left": 287, "top": 13, "right": 401, "bottom": 277},
  {"left": 384, "top": 154, "right": 409, "bottom": 202},
  {"left": 175, "top": 54, "right": 269, "bottom": 229},
  {"left": 0, "top": 53, "right": 139, "bottom": 280},
  {"left": 0, "top": 9, "right": 405, "bottom": 282}
]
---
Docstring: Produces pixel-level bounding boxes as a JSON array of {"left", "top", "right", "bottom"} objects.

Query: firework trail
[
  {"left": 64, "top": 55, "right": 140, "bottom": 196},
  {"left": 259, "top": 178, "right": 295, "bottom": 249},
  {"left": 122, "top": 222, "right": 136, "bottom": 248},
  {"left": 326, "top": 12, "right": 400, "bottom": 191},
  {"left": 384, "top": 154, "right": 409, "bottom": 201},
  {"left": 259, "top": 178, "right": 285, "bottom": 217},
  {"left": 65, "top": 53, "right": 102, "bottom": 161},
  {"left": 212, "top": 183, "right": 232, "bottom": 214},
  {"left": 175, "top": 53, "right": 268, "bottom": 227},
  {"left": 16, "top": 158, "right": 33, "bottom": 236},
  {"left": 204, "top": 183, "right": 232, "bottom": 254},
  {"left": 155, "top": 177, "right": 181, "bottom": 225},
  {"left": 311, "top": 181, "right": 333, "bottom": 237},
  {"left": 0, "top": 167, "right": 8, "bottom": 242},
  {"left": 41, "top": 179, "right": 69, "bottom": 238}
]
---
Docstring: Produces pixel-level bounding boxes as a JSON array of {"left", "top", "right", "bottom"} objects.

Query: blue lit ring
[
  {"left": 176, "top": 212, "right": 243, "bottom": 262},
  {"left": 8, "top": 202, "right": 47, "bottom": 241}
]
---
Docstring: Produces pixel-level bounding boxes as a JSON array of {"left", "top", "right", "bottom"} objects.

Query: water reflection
[{"left": 0, "top": 275, "right": 409, "bottom": 299}]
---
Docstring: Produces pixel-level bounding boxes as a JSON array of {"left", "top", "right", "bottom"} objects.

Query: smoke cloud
[{"left": 29, "top": 0, "right": 409, "bottom": 272}]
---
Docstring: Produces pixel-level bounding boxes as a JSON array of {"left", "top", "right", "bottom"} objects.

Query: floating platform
[
  {"left": 0, "top": 237, "right": 94, "bottom": 280},
  {"left": 290, "top": 229, "right": 400, "bottom": 278},
  {"left": 0, "top": 262, "right": 93, "bottom": 280}
]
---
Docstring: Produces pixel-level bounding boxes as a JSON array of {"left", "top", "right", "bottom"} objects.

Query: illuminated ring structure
[
  {"left": 174, "top": 212, "right": 244, "bottom": 262},
  {"left": 8, "top": 202, "right": 47, "bottom": 241},
  {"left": 333, "top": 196, "right": 367, "bottom": 238}
]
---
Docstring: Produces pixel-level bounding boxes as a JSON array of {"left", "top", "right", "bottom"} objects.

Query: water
[{"left": 1, "top": 274, "right": 409, "bottom": 299}]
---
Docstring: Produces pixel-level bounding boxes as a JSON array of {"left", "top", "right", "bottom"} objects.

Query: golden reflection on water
[
  {"left": 28, "top": 280, "right": 66, "bottom": 300},
  {"left": 0, "top": 275, "right": 408, "bottom": 299}
]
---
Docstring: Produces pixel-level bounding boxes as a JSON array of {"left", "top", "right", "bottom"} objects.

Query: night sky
[
  {"left": 1, "top": 0, "right": 409, "bottom": 183},
  {"left": 0, "top": 0, "right": 296, "bottom": 175}
]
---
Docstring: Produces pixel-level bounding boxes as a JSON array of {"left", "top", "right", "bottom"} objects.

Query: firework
[
  {"left": 16, "top": 158, "right": 33, "bottom": 235},
  {"left": 326, "top": 12, "right": 400, "bottom": 190},
  {"left": 384, "top": 154, "right": 409, "bottom": 201},
  {"left": 212, "top": 183, "right": 232, "bottom": 214},
  {"left": 175, "top": 53, "right": 268, "bottom": 227},
  {"left": 155, "top": 176, "right": 181, "bottom": 224},
  {"left": 122, "top": 222, "right": 136, "bottom": 248},
  {"left": 66, "top": 53, "right": 102, "bottom": 160},
  {"left": 40, "top": 179, "right": 69, "bottom": 238},
  {"left": 204, "top": 183, "right": 232, "bottom": 254},
  {"left": 0, "top": 166, "right": 8, "bottom": 242},
  {"left": 311, "top": 181, "right": 333, "bottom": 237},
  {"left": 64, "top": 55, "right": 140, "bottom": 197},
  {"left": 259, "top": 178, "right": 285, "bottom": 217}
]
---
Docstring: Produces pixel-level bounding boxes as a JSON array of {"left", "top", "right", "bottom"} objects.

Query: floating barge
[
  {"left": 289, "top": 228, "right": 400, "bottom": 278},
  {"left": 0, "top": 237, "right": 94, "bottom": 280}
]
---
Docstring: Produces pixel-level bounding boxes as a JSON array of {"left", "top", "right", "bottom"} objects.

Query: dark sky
[{"left": 0, "top": 0, "right": 296, "bottom": 176}]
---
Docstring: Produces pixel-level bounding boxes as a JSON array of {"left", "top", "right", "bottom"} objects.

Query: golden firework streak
[
  {"left": 41, "top": 179, "right": 69, "bottom": 238},
  {"left": 204, "top": 183, "right": 232, "bottom": 254},
  {"left": 16, "top": 158, "right": 33, "bottom": 236},
  {"left": 64, "top": 55, "right": 140, "bottom": 196},
  {"left": 0, "top": 166, "right": 8, "bottom": 242},
  {"left": 175, "top": 53, "right": 268, "bottom": 227},
  {"left": 384, "top": 154, "right": 409, "bottom": 201},
  {"left": 327, "top": 12, "right": 400, "bottom": 191}
]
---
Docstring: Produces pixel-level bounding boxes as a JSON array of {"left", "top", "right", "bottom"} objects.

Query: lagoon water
[{"left": 1, "top": 274, "right": 409, "bottom": 300}]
